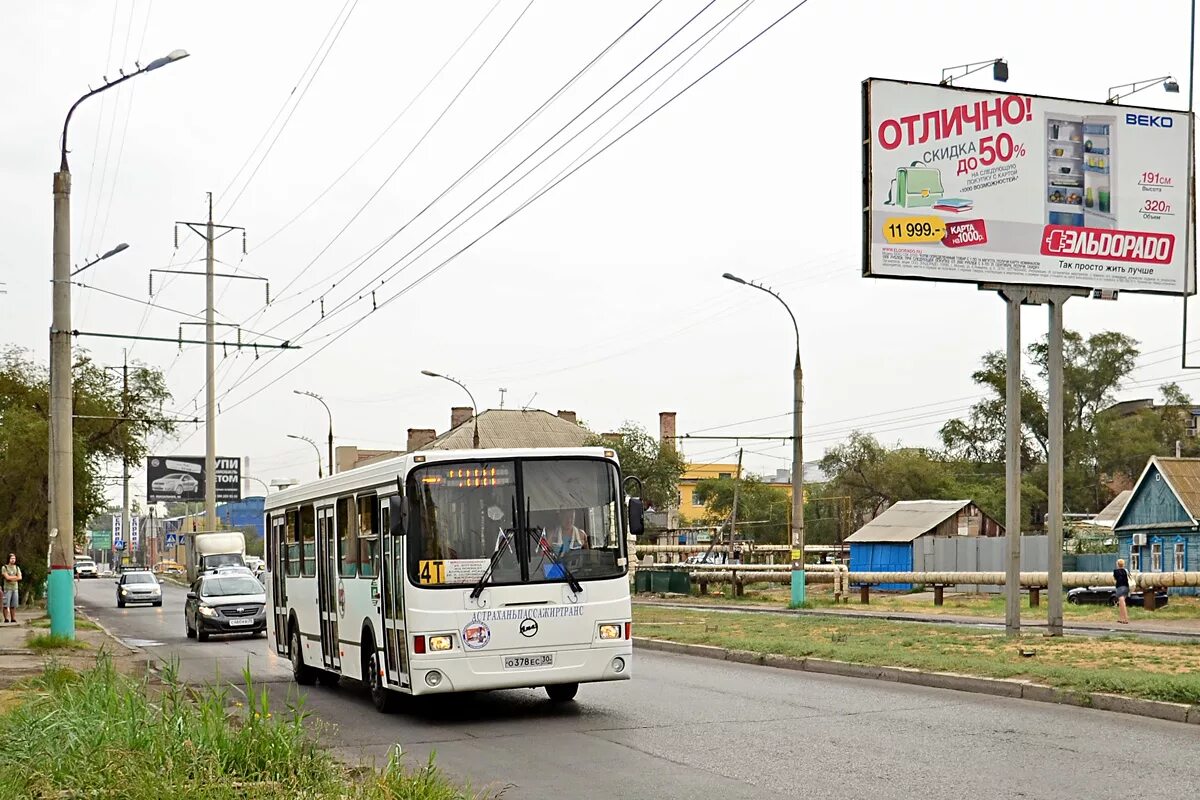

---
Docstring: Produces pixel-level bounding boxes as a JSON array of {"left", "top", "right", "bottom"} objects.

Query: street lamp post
[
  {"left": 421, "top": 370, "right": 480, "bottom": 448},
  {"left": 722, "top": 272, "right": 806, "bottom": 604},
  {"left": 294, "top": 390, "right": 334, "bottom": 476},
  {"left": 287, "top": 434, "right": 323, "bottom": 479},
  {"left": 49, "top": 48, "right": 189, "bottom": 639}
]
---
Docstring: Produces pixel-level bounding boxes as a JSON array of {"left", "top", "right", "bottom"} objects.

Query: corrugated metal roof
[
  {"left": 1152, "top": 457, "right": 1200, "bottom": 520},
  {"left": 1090, "top": 490, "right": 1132, "bottom": 527},
  {"left": 845, "top": 500, "right": 972, "bottom": 543},
  {"left": 423, "top": 409, "right": 591, "bottom": 450}
]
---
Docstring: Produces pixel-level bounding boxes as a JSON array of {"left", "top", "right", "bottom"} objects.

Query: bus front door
[
  {"left": 270, "top": 514, "right": 288, "bottom": 655},
  {"left": 379, "top": 498, "right": 408, "bottom": 687},
  {"left": 316, "top": 505, "right": 341, "bottom": 671}
]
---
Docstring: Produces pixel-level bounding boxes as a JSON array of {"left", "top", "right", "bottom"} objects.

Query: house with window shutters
[{"left": 1113, "top": 456, "right": 1200, "bottom": 596}]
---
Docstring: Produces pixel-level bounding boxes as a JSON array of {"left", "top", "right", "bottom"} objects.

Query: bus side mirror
[
  {"left": 389, "top": 495, "right": 406, "bottom": 536},
  {"left": 628, "top": 497, "right": 645, "bottom": 535}
]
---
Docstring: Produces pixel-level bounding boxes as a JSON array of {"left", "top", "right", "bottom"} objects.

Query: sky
[{"left": 3, "top": 0, "right": 1200, "bottom": 508}]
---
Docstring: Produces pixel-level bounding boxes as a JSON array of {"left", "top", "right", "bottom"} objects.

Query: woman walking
[{"left": 1114, "top": 558, "right": 1130, "bottom": 625}]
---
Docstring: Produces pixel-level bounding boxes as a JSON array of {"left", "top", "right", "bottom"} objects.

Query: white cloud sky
[{"left": 2, "top": 0, "right": 1197, "bottom": 505}]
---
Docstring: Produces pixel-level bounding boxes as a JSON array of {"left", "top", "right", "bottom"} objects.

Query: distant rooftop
[{"left": 422, "top": 409, "right": 591, "bottom": 450}]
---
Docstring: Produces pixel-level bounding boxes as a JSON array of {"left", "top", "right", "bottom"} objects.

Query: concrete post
[
  {"left": 48, "top": 169, "right": 76, "bottom": 637},
  {"left": 1003, "top": 289, "right": 1023, "bottom": 637}
]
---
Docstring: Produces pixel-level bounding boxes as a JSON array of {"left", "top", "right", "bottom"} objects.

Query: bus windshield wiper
[
  {"left": 526, "top": 525, "right": 583, "bottom": 594},
  {"left": 469, "top": 499, "right": 518, "bottom": 599}
]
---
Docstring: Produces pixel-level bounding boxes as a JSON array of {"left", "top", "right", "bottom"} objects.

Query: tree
[
  {"left": 819, "top": 432, "right": 958, "bottom": 525},
  {"left": 940, "top": 329, "right": 1139, "bottom": 515},
  {"left": 693, "top": 475, "right": 791, "bottom": 544},
  {"left": 1096, "top": 382, "right": 1200, "bottom": 490},
  {"left": 584, "top": 422, "right": 685, "bottom": 511},
  {"left": 0, "top": 347, "right": 174, "bottom": 596}
]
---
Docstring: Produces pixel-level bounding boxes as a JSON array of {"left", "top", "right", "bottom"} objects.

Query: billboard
[
  {"left": 863, "top": 79, "right": 1194, "bottom": 295},
  {"left": 146, "top": 456, "right": 242, "bottom": 503}
]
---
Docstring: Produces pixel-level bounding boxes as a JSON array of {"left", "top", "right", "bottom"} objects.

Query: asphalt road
[{"left": 76, "top": 579, "right": 1199, "bottom": 799}]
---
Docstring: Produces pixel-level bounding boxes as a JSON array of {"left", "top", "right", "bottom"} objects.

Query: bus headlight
[
  {"left": 428, "top": 635, "right": 453, "bottom": 652},
  {"left": 598, "top": 624, "right": 621, "bottom": 640},
  {"left": 612, "top": 657, "right": 626, "bottom": 673},
  {"left": 425, "top": 670, "right": 443, "bottom": 687}
]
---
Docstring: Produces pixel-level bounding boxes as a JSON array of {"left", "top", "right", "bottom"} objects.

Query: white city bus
[{"left": 264, "top": 446, "right": 641, "bottom": 712}]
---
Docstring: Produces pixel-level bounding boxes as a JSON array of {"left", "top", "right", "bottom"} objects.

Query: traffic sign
[
  {"left": 164, "top": 533, "right": 178, "bottom": 548},
  {"left": 114, "top": 539, "right": 126, "bottom": 551}
]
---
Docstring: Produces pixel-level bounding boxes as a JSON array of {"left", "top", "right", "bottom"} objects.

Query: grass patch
[
  {"left": 28, "top": 616, "right": 101, "bottom": 630},
  {"left": 634, "top": 605, "right": 1200, "bottom": 705},
  {"left": 673, "top": 584, "right": 1200, "bottom": 623},
  {"left": 25, "top": 633, "right": 89, "bottom": 652},
  {"left": 0, "top": 659, "right": 487, "bottom": 799}
]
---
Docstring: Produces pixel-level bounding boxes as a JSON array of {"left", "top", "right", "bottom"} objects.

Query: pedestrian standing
[
  {"left": 2, "top": 553, "right": 21, "bottom": 624},
  {"left": 1113, "top": 558, "right": 1130, "bottom": 625}
]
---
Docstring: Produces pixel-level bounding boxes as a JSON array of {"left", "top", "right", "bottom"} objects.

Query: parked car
[
  {"left": 1066, "top": 586, "right": 1170, "bottom": 607},
  {"left": 74, "top": 558, "right": 98, "bottom": 578},
  {"left": 184, "top": 573, "right": 267, "bottom": 641},
  {"left": 153, "top": 560, "right": 186, "bottom": 575},
  {"left": 150, "top": 472, "right": 200, "bottom": 495},
  {"left": 116, "top": 570, "right": 162, "bottom": 608}
]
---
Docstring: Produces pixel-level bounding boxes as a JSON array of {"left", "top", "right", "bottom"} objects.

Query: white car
[
  {"left": 74, "top": 558, "right": 98, "bottom": 578},
  {"left": 151, "top": 473, "right": 200, "bottom": 495}
]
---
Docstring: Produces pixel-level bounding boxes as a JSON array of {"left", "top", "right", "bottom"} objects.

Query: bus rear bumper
[{"left": 408, "top": 645, "right": 632, "bottom": 695}]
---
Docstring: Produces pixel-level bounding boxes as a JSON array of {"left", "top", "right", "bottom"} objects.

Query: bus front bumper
[{"left": 408, "top": 644, "right": 632, "bottom": 695}]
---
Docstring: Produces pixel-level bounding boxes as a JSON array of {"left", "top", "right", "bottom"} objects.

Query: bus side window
[
  {"left": 357, "top": 495, "right": 377, "bottom": 577},
  {"left": 285, "top": 509, "right": 300, "bottom": 578},
  {"left": 338, "top": 496, "right": 357, "bottom": 578},
  {"left": 300, "top": 506, "right": 316, "bottom": 577}
]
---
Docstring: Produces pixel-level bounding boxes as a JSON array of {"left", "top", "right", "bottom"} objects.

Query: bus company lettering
[{"left": 469, "top": 607, "right": 585, "bottom": 622}]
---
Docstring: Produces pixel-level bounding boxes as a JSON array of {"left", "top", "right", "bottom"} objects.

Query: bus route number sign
[
  {"left": 418, "top": 560, "right": 448, "bottom": 584},
  {"left": 418, "top": 559, "right": 490, "bottom": 585}
]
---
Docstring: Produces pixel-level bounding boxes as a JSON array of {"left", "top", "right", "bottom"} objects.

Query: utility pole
[
  {"left": 728, "top": 448, "right": 743, "bottom": 562},
  {"left": 120, "top": 350, "right": 131, "bottom": 570},
  {"left": 174, "top": 194, "right": 247, "bottom": 527}
]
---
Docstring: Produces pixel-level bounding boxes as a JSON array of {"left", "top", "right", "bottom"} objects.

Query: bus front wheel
[
  {"left": 545, "top": 682, "right": 578, "bottom": 702},
  {"left": 365, "top": 642, "right": 399, "bottom": 713}
]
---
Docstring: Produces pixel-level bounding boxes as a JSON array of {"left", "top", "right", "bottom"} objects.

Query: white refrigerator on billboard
[{"left": 1046, "top": 114, "right": 1116, "bottom": 229}]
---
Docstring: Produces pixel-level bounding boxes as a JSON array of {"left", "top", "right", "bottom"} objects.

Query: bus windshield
[{"left": 408, "top": 458, "right": 624, "bottom": 588}]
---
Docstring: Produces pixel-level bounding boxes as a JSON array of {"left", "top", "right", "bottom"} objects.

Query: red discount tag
[{"left": 942, "top": 219, "right": 987, "bottom": 248}]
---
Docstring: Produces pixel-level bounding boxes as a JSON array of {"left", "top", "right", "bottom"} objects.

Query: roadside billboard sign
[
  {"left": 91, "top": 529, "right": 111, "bottom": 550},
  {"left": 146, "top": 456, "right": 242, "bottom": 503},
  {"left": 862, "top": 79, "right": 1194, "bottom": 295}
]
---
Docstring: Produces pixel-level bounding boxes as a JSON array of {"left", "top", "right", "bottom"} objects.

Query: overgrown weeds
[
  {"left": 0, "top": 657, "right": 487, "bottom": 799},
  {"left": 24, "top": 632, "right": 89, "bottom": 652}
]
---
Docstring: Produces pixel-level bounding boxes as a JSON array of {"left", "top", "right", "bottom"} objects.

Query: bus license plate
[
  {"left": 504, "top": 653, "right": 553, "bottom": 670},
  {"left": 228, "top": 618, "right": 253, "bottom": 627}
]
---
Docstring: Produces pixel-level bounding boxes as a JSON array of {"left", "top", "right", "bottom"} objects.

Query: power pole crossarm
[{"left": 172, "top": 193, "right": 249, "bottom": 528}]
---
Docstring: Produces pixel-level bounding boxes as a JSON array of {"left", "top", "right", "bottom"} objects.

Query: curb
[
  {"left": 632, "top": 599, "right": 1200, "bottom": 641},
  {"left": 633, "top": 637, "right": 1200, "bottom": 725}
]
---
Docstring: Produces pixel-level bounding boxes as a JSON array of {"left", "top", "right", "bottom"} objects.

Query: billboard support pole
[
  {"left": 1046, "top": 288, "right": 1086, "bottom": 634},
  {"left": 984, "top": 284, "right": 1088, "bottom": 637},
  {"left": 1000, "top": 287, "right": 1025, "bottom": 637}
]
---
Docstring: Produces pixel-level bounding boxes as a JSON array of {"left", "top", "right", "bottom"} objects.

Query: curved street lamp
[
  {"left": 421, "top": 370, "right": 480, "bottom": 448},
  {"left": 722, "top": 271, "right": 806, "bottom": 603},
  {"left": 71, "top": 242, "right": 130, "bottom": 278},
  {"left": 287, "top": 434, "right": 324, "bottom": 479},
  {"left": 294, "top": 389, "right": 334, "bottom": 475},
  {"left": 48, "top": 48, "right": 190, "bottom": 640}
]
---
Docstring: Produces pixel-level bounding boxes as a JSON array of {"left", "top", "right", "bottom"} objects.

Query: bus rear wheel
[
  {"left": 545, "top": 682, "right": 578, "bottom": 702},
  {"left": 365, "top": 644, "right": 399, "bottom": 713},
  {"left": 290, "top": 627, "right": 317, "bottom": 686}
]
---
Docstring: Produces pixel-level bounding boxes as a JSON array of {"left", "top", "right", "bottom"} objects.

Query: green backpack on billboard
[{"left": 887, "top": 165, "right": 944, "bottom": 208}]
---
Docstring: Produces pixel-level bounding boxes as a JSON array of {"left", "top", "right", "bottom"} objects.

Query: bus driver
[{"left": 551, "top": 509, "right": 589, "bottom": 555}]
